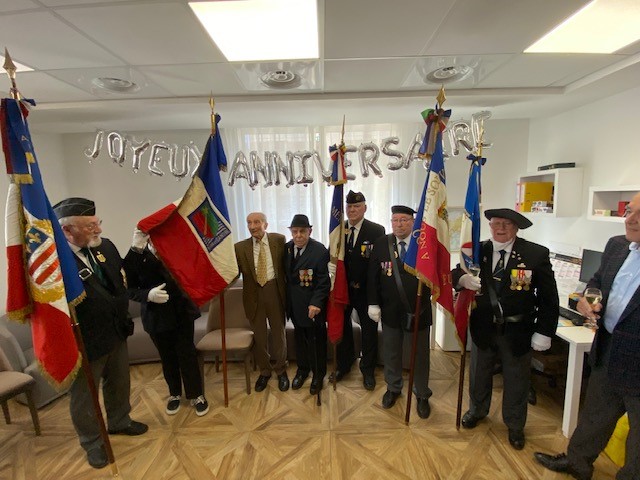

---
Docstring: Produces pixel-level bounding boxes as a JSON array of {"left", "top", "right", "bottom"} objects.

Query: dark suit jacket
[
  {"left": 234, "top": 232, "right": 287, "bottom": 320},
  {"left": 344, "top": 218, "right": 385, "bottom": 308},
  {"left": 73, "top": 238, "right": 130, "bottom": 362},
  {"left": 452, "top": 236, "right": 559, "bottom": 356},
  {"left": 284, "top": 238, "right": 330, "bottom": 328},
  {"left": 587, "top": 235, "right": 640, "bottom": 395},
  {"left": 123, "top": 247, "right": 200, "bottom": 335},
  {"left": 367, "top": 234, "right": 432, "bottom": 330}
]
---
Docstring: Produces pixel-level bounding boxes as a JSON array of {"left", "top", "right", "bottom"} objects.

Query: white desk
[{"left": 555, "top": 325, "right": 595, "bottom": 437}]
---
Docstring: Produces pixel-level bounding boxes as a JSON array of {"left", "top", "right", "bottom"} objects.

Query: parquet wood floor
[{"left": 0, "top": 349, "right": 619, "bottom": 479}]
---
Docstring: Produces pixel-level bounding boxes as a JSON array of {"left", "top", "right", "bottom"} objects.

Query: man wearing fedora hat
[
  {"left": 54, "top": 197, "right": 148, "bottom": 469},
  {"left": 452, "top": 208, "right": 559, "bottom": 450},
  {"left": 284, "top": 214, "right": 331, "bottom": 395},
  {"left": 329, "top": 190, "right": 385, "bottom": 390}
]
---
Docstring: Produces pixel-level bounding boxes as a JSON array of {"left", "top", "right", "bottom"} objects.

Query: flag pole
[
  {"left": 3, "top": 49, "right": 120, "bottom": 477},
  {"left": 210, "top": 93, "right": 229, "bottom": 407},
  {"left": 455, "top": 121, "right": 485, "bottom": 429},
  {"left": 404, "top": 282, "right": 424, "bottom": 425}
]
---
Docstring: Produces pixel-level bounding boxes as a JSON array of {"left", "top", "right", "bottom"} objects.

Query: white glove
[
  {"left": 531, "top": 333, "right": 552, "bottom": 352},
  {"left": 132, "top": 228, "right": 149, "bottom": 251},
  {"left": 327, "top": 262, "right": 337, "bottom": 277},
  {"left": 368, "top": 305, "right": 381, "bottom": 323},
  {"left": 147, "top": 283, "right": 169, "bottom": 304},
  {"left": 458, "top": 273, "right": 482, "bottom": 291}
]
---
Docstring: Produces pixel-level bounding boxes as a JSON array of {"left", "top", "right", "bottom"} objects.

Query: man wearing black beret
[
  {"left": 284, "top": 214, "right": 331, "bottom": 395},
  {"left": 329, "top": 191, "right": 385, "bottom": 390},
  {"left": 54, "top": 197, "right": 148, "bottom": 469},
  {"left": 368, "top": 205, "right": 433, "bottom": 419},
  {"left": 451, "top": 208, "right": 559, "bottom": 450}
]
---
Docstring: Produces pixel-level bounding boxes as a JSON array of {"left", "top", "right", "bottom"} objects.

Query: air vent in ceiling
[
  {"left": 260, "top": 70, "right": 301, "bottom": 89},
  {"left": 425, "top": 66, "right": 473, "bottom": 84}
]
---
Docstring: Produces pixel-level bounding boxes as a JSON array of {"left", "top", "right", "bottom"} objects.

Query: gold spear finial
[
  {"left": 340, "top": 115, "right": 346, "bottom": 145},
  {"left": 3, "top": 48, "right": 21, "bottom": 100},
  {"left": 436, "top": 85, "right": 446, "bottom": 109},
  {"left": 209, "top": 92, "right": 216, "bottom": 135}
]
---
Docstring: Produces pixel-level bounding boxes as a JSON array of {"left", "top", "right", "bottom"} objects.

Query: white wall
[{"left": 524, "top": 85, "right": 640, "bottom": 252}]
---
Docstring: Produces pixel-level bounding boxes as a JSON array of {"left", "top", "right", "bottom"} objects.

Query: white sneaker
[
  {"left": 166, "top": 395, "right": 181, "bottom": 415},
  {"left": 191, "top": 395, "right": 209, "bottom": 416}
]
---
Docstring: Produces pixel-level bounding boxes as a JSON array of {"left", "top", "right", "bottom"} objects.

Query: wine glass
[
  {"left": 468, "top": 263, "right": 481, "bottom": 294},
  {"left": 583, "top": 288, "right": 602, "bottom": 330}
]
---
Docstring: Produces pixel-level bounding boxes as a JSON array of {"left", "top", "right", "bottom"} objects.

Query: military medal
[
  {"left": 383, "top": 261, "right": 392, "bottom": 276},
  {"left": 96, "top": 251, "right": 106, "bottom": 262}
]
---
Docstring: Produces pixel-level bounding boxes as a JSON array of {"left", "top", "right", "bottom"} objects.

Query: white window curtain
[{"left": 219, "top": 122, "right": 428, "bottom": 244}]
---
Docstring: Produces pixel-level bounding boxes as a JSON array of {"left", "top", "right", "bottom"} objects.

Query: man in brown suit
[{"left": 235, "top": 212, "right": 289, "bottom": 392}]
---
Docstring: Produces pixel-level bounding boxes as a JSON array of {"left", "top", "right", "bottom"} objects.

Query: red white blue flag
[
  {"left": 3, "top": 97, "right": 83, "bottom": 387},
  {"left": 453, "top": 154, "right": 484, "bottom": 347},
  {"left": 405, "top": 119, "right": 454, "bottom": 317},
  {"left": 326, "top": 143, "right": 349, "bottom": 344},
  {"left": 138, "top": 115, "right": 238, "bottom": 306}
]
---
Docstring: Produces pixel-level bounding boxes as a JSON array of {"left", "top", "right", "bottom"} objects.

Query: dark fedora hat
[
  {"left": 484, "top": 208, "right": 532, "bottom": 229},
  {"left": 289, "top": 214, "right": 312, "bottom": 228},
  {"left": 52, "top": 197, "right": 95, "bottom": 219}
]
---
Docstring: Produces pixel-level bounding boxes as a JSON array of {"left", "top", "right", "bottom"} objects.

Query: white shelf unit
[
  {"left": 588, "top": 185, "right": 640, "bottom": 222},
  {"left": 517, "top": 168, "right": 584, "bottom": 217}
]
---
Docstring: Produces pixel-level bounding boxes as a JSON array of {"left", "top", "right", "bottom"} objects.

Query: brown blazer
[{"left": 234, "top": 232, "right": 287, "bottom": 320}]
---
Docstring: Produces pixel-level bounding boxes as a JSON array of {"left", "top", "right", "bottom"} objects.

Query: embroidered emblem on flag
[{"left": 188, "top": 199, "right": 230, "bottom": 252}]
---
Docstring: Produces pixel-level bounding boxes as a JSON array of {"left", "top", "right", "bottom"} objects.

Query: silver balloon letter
[
  {"left": 358, "top": 142, "right": 383, "bottom": 178},
  {"left": 148, "top": 142, "right": 170, "bottom": 177},
  {"left": 84, "top": 129, "right": 104, "bottom": 162},
  {"left": 107, "top": 131, "right": 127, "bottom": 167},
  {"left": 381, "top": 136, "right": 404, "bottom": 171}
]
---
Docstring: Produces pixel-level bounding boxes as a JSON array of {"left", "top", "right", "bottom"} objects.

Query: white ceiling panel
[
  {"left": 0, "top": 0, "right": 39, "bottom": 12},
  {"left": 0, "top": 71, "right": 95, "bottom": 102},
  {"left": 478, "top": 54, "right": 625, "bottom": 89},
  {"left": 55, "top": 3, "right": 226, "bottom": 65},
  {"left": 140, "top": 63, "right": 246, "bottom": 96},
  {"left": 324, "top": 0, "right": 453, "bottom": 59},
  {"left": 0, "top": 11, "right": 124, "bottom": 69},
  {"left": 38, "top": 0, "right": 135, "bottom": 5},
  {"left": 324, "top": 59, "right": 416, "bottom": 92},
  {"left": 425, "top": 0, "right": 592, "bottom": 55}
]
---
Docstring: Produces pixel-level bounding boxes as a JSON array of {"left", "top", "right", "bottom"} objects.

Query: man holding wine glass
[
  {"left": 451, "top": 208, "right": 559, "bottom": 450},
  {"left": 535, "top": 192, "right": 640, "bottom": 480}
]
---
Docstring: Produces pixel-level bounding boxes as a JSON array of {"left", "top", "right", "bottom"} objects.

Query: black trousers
[
  {"left": 150, "top": 319, "right": 203, "bottom": 400},
  {"left": 294, "top": 320, "right": 327, "bottom": 379},
  {"left": 567, "top": 334, "right": 640, "bottom": 480},
  {"left": 335, "top": 299, "right": 379, "bottom": 375}
]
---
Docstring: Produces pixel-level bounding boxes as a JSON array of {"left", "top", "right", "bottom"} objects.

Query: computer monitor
[{"left": 579, "top": 249, "right": 603, "bottom": 283}]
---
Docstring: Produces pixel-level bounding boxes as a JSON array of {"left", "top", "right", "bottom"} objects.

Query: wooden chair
[
  {"left": 195, "top": 280, "right": 254, "bottom": 395},
  {"left": 0, "top": 345, "right": 41, "bottom": 436}
]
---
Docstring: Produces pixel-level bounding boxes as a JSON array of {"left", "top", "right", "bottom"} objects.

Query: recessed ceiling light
[
  {"left": 260, "top": 70, "right": 301, "bottom": 89},
  {"left": 91, "top": 77, "right": 140, "bottom": 94},
  {"left": 189, "top": 0, "right": 319, "bottom": 62},
  {"left": 425, "top": 66, "right": 473, "bottom": 84},
  {"left": 525, "top": 0, "right": 640, "bottom": 53}
]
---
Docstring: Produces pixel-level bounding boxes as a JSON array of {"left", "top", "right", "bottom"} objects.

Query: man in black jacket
[
  {"left": 284, "top": 214, "right": 331, "bottom": 395},
  {"left": 534, "top": 192, "right": 640, "bottom": 480},
  {"left": 368, "top": 205, "right": 432, "bottom": 419},
  {"left": 55, "top": 198, "right": 148, "bottom": 470},
  {"left": 330, "top": 191, "right": 385, "bottom": 390},
  {"left": 452, "top": 208, "right": 558, "bottom": 450}
]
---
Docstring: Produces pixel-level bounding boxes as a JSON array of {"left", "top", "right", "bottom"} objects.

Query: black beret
[
  {"left": 288, "top": 214, "right": 312, "bottom": 228},
  {"left": 391, "top": 205, "right": 416, "bottom": 216},
  {"left": 346, "top": 190, "right": 366, "bottom": 204},
  {"left": 53, "top": 197, "right": 95, "bottom": 219},
  {"left": 484, "top": 208, "right": 532, "bottom": 229}
]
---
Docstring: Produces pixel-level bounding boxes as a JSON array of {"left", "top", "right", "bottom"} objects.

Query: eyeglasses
[
  {"left": 391, "top": 218, "right": 413, "bottom": 225},
  {"left": 71, "top": 220, "right": 102, "bottom": 232},
  {"left": 489, "top": 220, "right": 515, "bottom": 229}
]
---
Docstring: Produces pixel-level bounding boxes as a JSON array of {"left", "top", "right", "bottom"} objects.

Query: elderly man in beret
[
  {"left": 329, "top": 190, "right": 385, "bottom": 390},
  {"left": 451, "top": 208, "right": 559, "bottom": 450},
  {"left": 54, "top": 197, "right": 148, "bottom": 469},
  {"left": 368, "top": 205, "right": 433, "bottom": 419},
  {"left": 284, "top": 214, "right": 331, "bottom": 395}
]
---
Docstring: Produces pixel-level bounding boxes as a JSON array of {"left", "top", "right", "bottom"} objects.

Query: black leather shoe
[
  {"left": 461, "top": 410, "right": 484, "bottom": 429},
  {"left": 533, "top": 452, "right": 569, "bottom": 472},
  {"left": 508, "top": 429, "right": 525, "bottom": 450},
  {"left": 291, "top": 371, "right": 309, "bottom": 390},
  {"left": 108, "top": 420, "right": 148, "bottom": 436},
  {"left": 329, "top": 370, "right": 348, "bottom": 382},
  {"left": 255, "top": 374, "right": 271, "bottom": 392},
  {"left": 382, "top": 390, "right": 400, "bottom": 409},
  {"left": 278, "top": 373, "right": 290, "bottom": 392},
  {"left": 87, "top": 446, "right": 108, "bottom": 469},
  {"left": 309, "top": 377, "right": 323, "bottom": 395},
  {"left": 363, "top": 373, "right": 376, "bottom": 391},
  {"left": 416, "top": 398, "right": 431, "bottom": 419}
]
